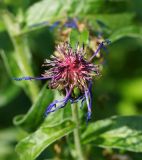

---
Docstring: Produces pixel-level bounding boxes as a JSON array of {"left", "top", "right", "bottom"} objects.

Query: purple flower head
[{"left": 14, "top": 40, "right": 110, "bottom": 121}]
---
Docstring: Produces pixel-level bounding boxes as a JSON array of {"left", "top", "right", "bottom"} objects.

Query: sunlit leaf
[
  {"left": 26, "top": 0, "right": 67, "bottom": 27},
  {"left": 25, "top": 0, "right": 129, "bottom": 31},
  {"left": 82, "top": 116, "right": 142, "bottom": 152},
  {"left": 16, "top": 119, "right": 76, "bottom": 160}
]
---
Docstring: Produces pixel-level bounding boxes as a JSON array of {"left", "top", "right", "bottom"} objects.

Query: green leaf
[
  {"left": 82, "top": 116, "right": 142, "bottom": 152},
  {"left": 0, "top": 82, "right": 20, "bottom": 107},
  {"left": 79, "top": 29, "right": 89, "bottom": 45},
  {"left": 0, "top": 127, "right": 18, "bottom": 145},
  {"left": 0, "top": 50, "right": 33, "bottom": 98},
  {"left": 16, "top": 119, "right": 76, "bottom": 160},
  {"left": 69, "top": 29, "right": 89, "bottom": 49},
  {"left": 94, "top": 13, "right": 135, "bottom": 31},
  {"left": 109, "top": 26, "right": 142, "bottom": 43},
  {"left": 120, "top": 78, "right": 142, "bottom": 102},
  {"left": 0, "top": 128, "right": 19, "bottom": 160},
  {"left": 26, "top": 0, "right": 67, "bottom": 27},
  {"left": 13, "top": 84, "right": 54, "bottom": 132},
  {"left": 1, "top": 11, "right": 40, "bottom": 102},
  {"left": 0, "top": 51, "right": 20, "bottom": 107},
  {"left": 0, "top": 21, "right": 5, "bottom": 32},
  {"left": 69, "top": 29, "right": 79, "bottom": 49},
  {"left": 25, "top": 0, "right": 129, "bottom": 32}
]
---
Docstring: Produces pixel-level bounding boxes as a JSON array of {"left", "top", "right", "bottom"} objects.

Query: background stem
[
  {"left": 71, "top": 103, "right": 85, "bottom": 160},
  {"left": 1, "top": 10, "right": 39, "bottom": 102}
]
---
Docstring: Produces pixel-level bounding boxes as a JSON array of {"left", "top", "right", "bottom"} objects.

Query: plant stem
[
  {"left": 71, "top": 103, "right": 85, "bottom": 160},
  {"left": 1, "top": 10, "right": 39, "bottom": 102}
]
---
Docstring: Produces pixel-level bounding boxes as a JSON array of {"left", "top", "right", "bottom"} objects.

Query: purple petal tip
[{"left": 87, "top": 111, "right": 91, "bottom": 121}]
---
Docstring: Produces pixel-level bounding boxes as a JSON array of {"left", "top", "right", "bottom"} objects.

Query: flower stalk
[{"left": 72, "top": 103, "right": 85, "bottom": 160}]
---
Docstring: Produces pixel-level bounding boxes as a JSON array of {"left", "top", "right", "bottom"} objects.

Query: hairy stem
[{"left": 71, "top": 103, "right": 85, "bottom": 160}]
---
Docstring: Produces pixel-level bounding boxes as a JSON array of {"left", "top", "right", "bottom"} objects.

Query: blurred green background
[{"left": 0, "top": 0, "right": 142, "bottom": 160}]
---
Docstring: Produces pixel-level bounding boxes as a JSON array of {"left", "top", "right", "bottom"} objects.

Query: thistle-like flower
[{"left": 14, "top": 40, "right": 110, "bottom": 121}]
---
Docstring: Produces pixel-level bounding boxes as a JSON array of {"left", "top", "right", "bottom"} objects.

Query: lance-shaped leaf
[
  {"left": 82, "top": 116, "right": 142, "bottom": 152},
  {"left": 13, "top": 84, "right": 54, "bottom": 132},
  {"left": 16, "top": 119, "right": 76, "bottom": 160}
]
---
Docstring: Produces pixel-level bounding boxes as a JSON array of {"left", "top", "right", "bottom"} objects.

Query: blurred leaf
[
  {"left": 82, "top": 116, "right": 142, "bottom": 152},
  {"left": 120, "top": 78, "right": 142, "bottom": 102},
  {"left": 0, "top": 127, "right": 18, "bottom": 144},
  {"left": 94, "top": 13, "right": 135, "bottom": 31},
  {"left": 0, "top": 128, "right": 19, "bottom": 160},
  {"left": 69, "top": 29, "right": 89, "bottom": 49},
  {"left": 69, "top": 29, "right": 79, "bottom": 49},
  {"left": 109, "top": 26, "right": 142, "bottom": 43},
  {"left": 117, "top": 101, "right": 138, "bottom": 115},
  {"left": 13, "top": 84, "right": 54, "bottom": 132},
  {"left": 79, "top": 29, "right": 89, "bottom": 45},
  {"left": 0, "top": 82, "right": 20, "bottom": 107},
  {"left": 2, "top": 0, "right": 30, "bottom": 10},
  {"left": 1, "top": 11, "right": 40, "bottom": 102},
  {"left": 0, "top": 21, "right": 5, "bottom": 32},
  {"left": 25, "top": 0, "right": 129, "bottom": 32},
  {"left": 26, "top": 0, "right": 67, "bottom": 27},
  {"left": 0, "top": 51, "right": 20, "bottom": 107},
  {"left": 0, "top": 50, "right": 34, "bottom": 98},
  {"left": 16, "top": 119, "right": 76, "bottom": 160}
]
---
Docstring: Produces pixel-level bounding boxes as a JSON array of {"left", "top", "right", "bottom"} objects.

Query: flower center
[{"left": 58, "top": 55, "right": 87, "bottom": 87}]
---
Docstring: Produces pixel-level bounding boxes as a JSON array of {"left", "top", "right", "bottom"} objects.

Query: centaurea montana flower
[{"left": 14, "top": 40, "right": 110, "bottom": 121}]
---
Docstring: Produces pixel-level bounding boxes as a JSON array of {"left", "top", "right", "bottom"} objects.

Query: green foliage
[
  {"left": 16, "top": 119, "right": 76, "bottom": 160},
  {"left": 0, "top": 82, "right": 20, "bottom": 107},
  {"left": 26, "top": 0, "right": 129, "bottom": 26},
  {"left": 0, "top": 51, "right": 20, "bottom": 107},
  {"left": 0, "top": 0, "right": 142, "bottom": 160},
  {"left": 109, "top": 25, "right": 142, "bottom": 43},
  {"left": 93, "top": 13, "right": 135, "bottom": 31},
  {"left": 69, "top": 29, "right": 89, "bottom": 49},
  {"left": 0, "top": 128, "right": 19, "bottom": 160},
  {"left": 82, "top": 116, "right": 142, "bottom": 152},
  {"left": 13, "top": 84, "right": 54, "bottom": 132}
]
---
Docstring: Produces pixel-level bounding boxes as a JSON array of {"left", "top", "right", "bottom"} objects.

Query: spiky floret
[
  {"left": 13, "top": 40, "right": 110, "bottom": 121},
  {"left": 42, "top": 42, "right": 99, "bottom": 91}
]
